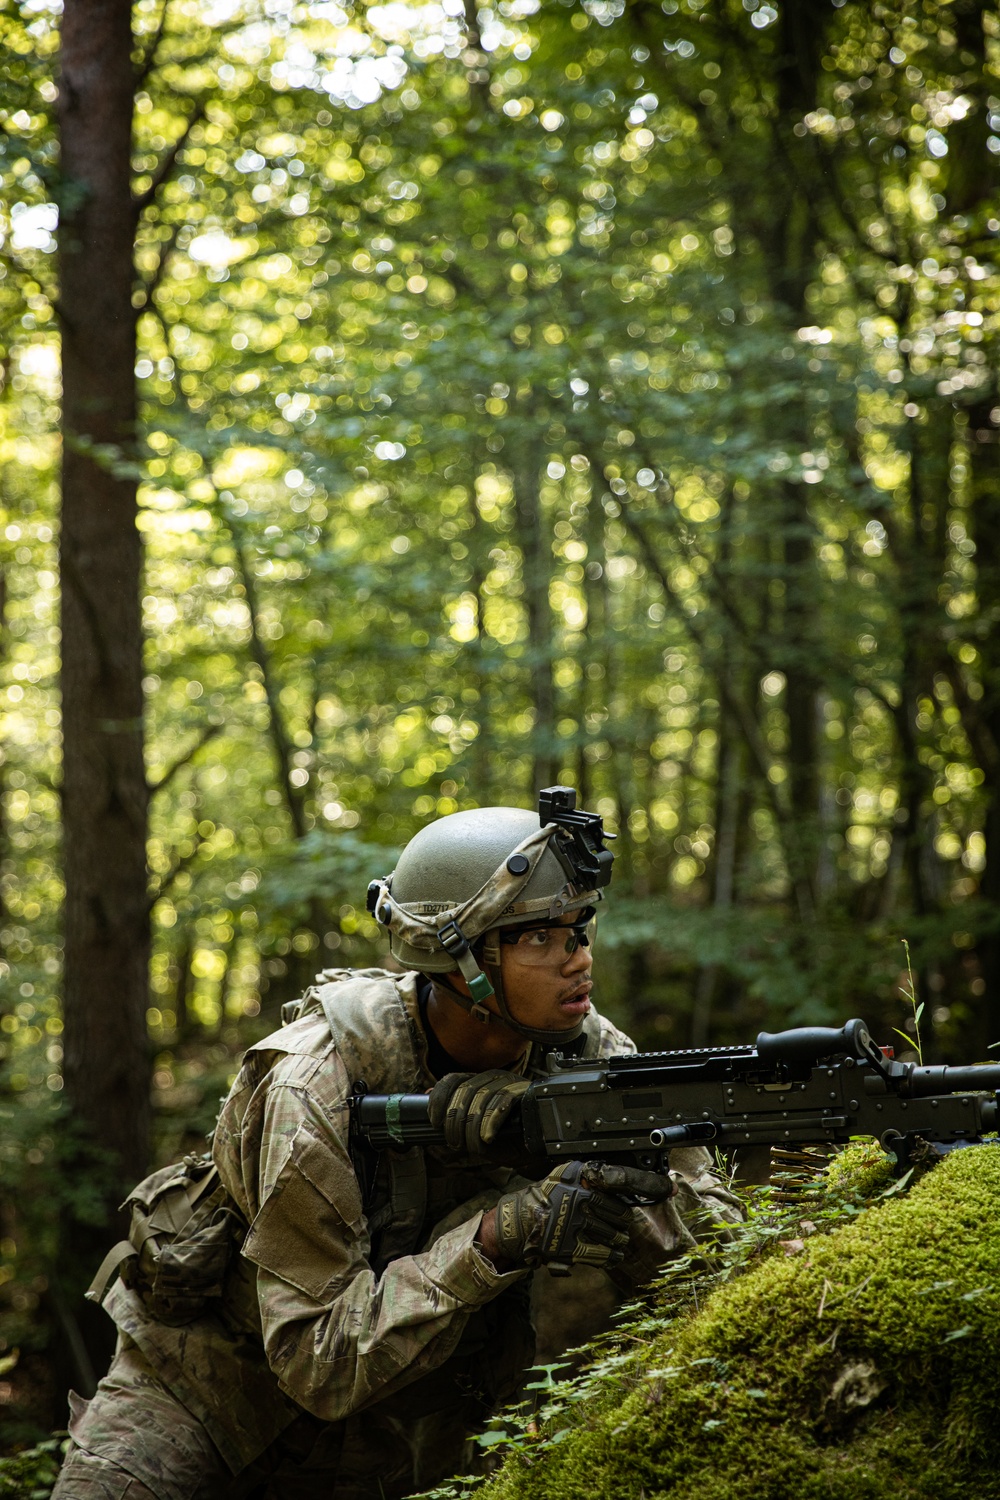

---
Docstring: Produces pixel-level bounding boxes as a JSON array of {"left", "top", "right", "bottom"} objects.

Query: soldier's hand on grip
[
  {"left": 492, "top": 1160, "right": 673, "bottom": 1274},
  {"left": 427, "top": 1069, "right": 530, "bottom": 1157}
]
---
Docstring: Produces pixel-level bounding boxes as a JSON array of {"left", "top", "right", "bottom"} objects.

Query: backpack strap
[
  {"left": 314, "top": 984, "right": 429, "bottom": 1273},
  {"left": 85, "top": 1239, "right": 136, "bottom": 1304}
]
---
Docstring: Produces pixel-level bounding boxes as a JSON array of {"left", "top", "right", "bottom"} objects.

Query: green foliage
[
  {"left": 0, "top": 1435, "right": 65, "bottom": 1499},
  {"left": 260, "top": 830, "right": 400, "bottom": 919},
  {"left": 3, "top": 0, "right": 999, "bottom": 1066},
  {"left": 3, "top": 0, "right": 999, "bottom": 1062},
  {"left": 423, "top": 1144, "right": 1000, "bottom": 1500},
  {"left": 0, "top": 1096, "right": 118, "bottom": 1442},
  {"left": 3, "top": 0, "right": 1000, "bottom": 1440}
]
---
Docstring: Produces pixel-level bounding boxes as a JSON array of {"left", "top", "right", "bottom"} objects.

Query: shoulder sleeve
[
  {"left": 226, "top": 1052, "right": 527, "bottom": 1422},
  {"left": 591, "top": 1010, "right": 637, "bottom": 1058}
]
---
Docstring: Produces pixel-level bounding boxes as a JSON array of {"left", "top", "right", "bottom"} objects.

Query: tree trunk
[
  {"left": 512, "top": 448, "right": 557, "bottom": 794},
  {"left": 966, "top": 400, "right": 1000, "bottom": 1049},
  {"left": 467, "top": 480, "right": 493, "bottom": 801},
  {"left": 691, "top": 699, "right": 745, "bottom": 1047},
  {"left": 57, "top": 0, "right": 149, "bottom": 1379},
  {"left": 231, "top": 515, "right": 327, "bottom": 965},
  {"left": 779, "top": 478, "right": 820, "bottom": 904},
  {"left": 173, "top": 929, "right": 194, "bottom": 1040},
  {"left": 0, "top": 564, "right": 6, "bottom": 943}
]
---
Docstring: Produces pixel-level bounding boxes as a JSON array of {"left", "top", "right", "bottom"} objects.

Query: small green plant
[
  {"left": 0, "top": 1436, "right": 66, "bottom": 1498},
  {"left": 893, "top": 937, "right": 924, "bottom": 1065}
]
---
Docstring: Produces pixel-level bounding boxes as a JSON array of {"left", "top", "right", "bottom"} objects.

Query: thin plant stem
[{"left": 893, "top": 938, "right": 924, "bottom": 1066}]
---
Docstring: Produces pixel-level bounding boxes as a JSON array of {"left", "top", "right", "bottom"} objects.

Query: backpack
[{"left": 86, "top": 1153, "right": 245, "bottom": 1327}]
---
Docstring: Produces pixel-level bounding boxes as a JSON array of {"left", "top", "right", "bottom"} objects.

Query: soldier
[{"left": 54, "top": 793, "right": 739, "bottom": 1499}]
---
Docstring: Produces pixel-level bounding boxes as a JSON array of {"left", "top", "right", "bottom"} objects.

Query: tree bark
[
  {"left": 512, "top": 448, "right": 557, "bottom": 794},
  {"left": 966, "top": 399, "right": 1000, "bottom": 1049},
  {"left": 57, "top": 0, "right": 149, "bottom": 1380},
  {"left": 779, "top": 478, "right": 820, "bottom": 903},
  {"left": 691, "top": 699, "right": 745, "bottom": 1047},
  {"left": 0, "top": 564, "right": 7, "bottom": 943},
  {"left": 231, "top": 521, "right": 307, "bottom": 839}
]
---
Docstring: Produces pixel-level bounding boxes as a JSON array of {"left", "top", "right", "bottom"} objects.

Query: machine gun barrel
[{"left": 904, "top": 1064, "right": 1000, "bottom": 1098}]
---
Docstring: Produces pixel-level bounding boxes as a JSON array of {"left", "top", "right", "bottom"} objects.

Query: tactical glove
[
  {"left": 428, "top": 1069, "right": 530, "bottom": 1157},
  {"left": 493, "top": 1160, "right": 674, "bottom": 1274}
]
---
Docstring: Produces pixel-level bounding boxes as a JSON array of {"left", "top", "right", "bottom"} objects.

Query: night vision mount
[{"left": 538, "top": 785, "right": 615, "bottom": 891}]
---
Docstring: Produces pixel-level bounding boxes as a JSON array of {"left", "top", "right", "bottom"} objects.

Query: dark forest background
[{"left": 1, "top": 0, "right": 999, "bottom": 1449}]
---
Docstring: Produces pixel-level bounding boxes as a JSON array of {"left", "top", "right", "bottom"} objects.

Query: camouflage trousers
[{"left": 52, "top": 1337, "right": 480, "bottom": 1500}]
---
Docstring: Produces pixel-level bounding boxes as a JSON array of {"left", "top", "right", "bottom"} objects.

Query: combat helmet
[{"left": 366, "top": 787, "right": 614, "bottom": 1045}]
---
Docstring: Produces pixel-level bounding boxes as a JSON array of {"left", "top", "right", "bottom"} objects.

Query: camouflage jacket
[{"left": 102, "top": 969, "right": 739, "bottom": 1474}]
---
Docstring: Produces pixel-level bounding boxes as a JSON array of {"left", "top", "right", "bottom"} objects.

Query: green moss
[
  {"left": 478, "top": 1146, "right": 1000, "bottom": 1500},
  {"left": 823, "top": 1139, "right": 895, "bottom": 1200}
]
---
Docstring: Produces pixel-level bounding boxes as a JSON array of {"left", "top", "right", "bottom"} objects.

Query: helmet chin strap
[
  {"left": 485, "top": 955, "right": 587, "bottom": 1047},
  {"left": 433, "top": 933, "right": 586, "bottom": 1048}
]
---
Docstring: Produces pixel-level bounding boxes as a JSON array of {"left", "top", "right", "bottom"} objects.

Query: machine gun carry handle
[{"left": 755, "top": 1016, "right": 891, "bottom": 1075}]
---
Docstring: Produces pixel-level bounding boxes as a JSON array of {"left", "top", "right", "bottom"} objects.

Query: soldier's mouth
[{"left": 558, "top": 982, "right": 592, "bottom": 1014}]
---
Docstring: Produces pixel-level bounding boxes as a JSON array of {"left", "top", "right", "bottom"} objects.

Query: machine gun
[{"left": 354, "top": 1018, "right": 1000, "bottom": 1178}]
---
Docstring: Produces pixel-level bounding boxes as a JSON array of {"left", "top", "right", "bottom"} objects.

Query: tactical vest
[{"left": 281, "top": 967, "right": 606, "bottom": 1274}]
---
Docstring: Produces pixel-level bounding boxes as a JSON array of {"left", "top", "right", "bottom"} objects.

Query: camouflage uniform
[{"left": 55, "top": 969, "right": 739, "bottom": 1500}]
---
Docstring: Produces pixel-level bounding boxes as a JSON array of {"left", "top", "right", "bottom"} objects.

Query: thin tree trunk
[
  {"left": 231, "top": 519, "right": 326, "bottom": 960},
  {"left": 966, "top": 399, "right": 1000, "bottom": 1048},
  {"left": 58, "top": 0, "right": 149, "bottom": 1383},
  {"left": 173, "top": 929, "right": 194, "bottom": 1040},
  {"left": 467, "top": 482, "right": 492, "bottom": 801},
  {"left": 891, "top": 408, "right": 953, "bottom": 922},
  {"left": 779, "top": 477, "right": 820, "bottom": 905},
  {"left": 691, "top": 698, "right": 744, "bottom": 1047},
  {"left": 512, "top": 449, "right": 556, "bottom": 794},
  {"left": 232, "top": 524, "right": 307, "bottom": 840},
  {"left": 0, "top": 564, "right": 6, "bottom": 943},
  {"left": 214, "top": 930, "right": 238, "bottom": 1035}
]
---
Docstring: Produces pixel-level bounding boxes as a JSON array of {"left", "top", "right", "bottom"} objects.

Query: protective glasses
[{"left": 498, "top": 916, "right": 596, "bottom": 967}]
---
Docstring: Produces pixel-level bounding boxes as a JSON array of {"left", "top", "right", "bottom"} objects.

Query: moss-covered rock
[
  {"left": 822, "top": 1139, "right": 895, "bottom": 1200},
  {"left": 475, "top": 1144, "right": 1000, "bottom": 1500}
]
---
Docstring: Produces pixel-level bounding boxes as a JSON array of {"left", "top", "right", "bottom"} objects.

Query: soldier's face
[{"left": 499, "top": 914, "right": 594, "bottom": 1033}]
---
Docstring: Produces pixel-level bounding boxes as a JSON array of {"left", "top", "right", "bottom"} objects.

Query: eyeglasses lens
[{"left": 509, "top": 920, "right": 596, "bottom": 966}]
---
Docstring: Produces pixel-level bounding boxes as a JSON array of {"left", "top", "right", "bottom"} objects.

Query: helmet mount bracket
[{"left": 538, "top": 786, "right": 615, "bottom": 892}]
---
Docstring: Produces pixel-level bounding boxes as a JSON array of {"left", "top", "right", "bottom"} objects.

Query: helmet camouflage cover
[{"left": 366, "top": 787, "right": 614, "bottom": 1045}]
